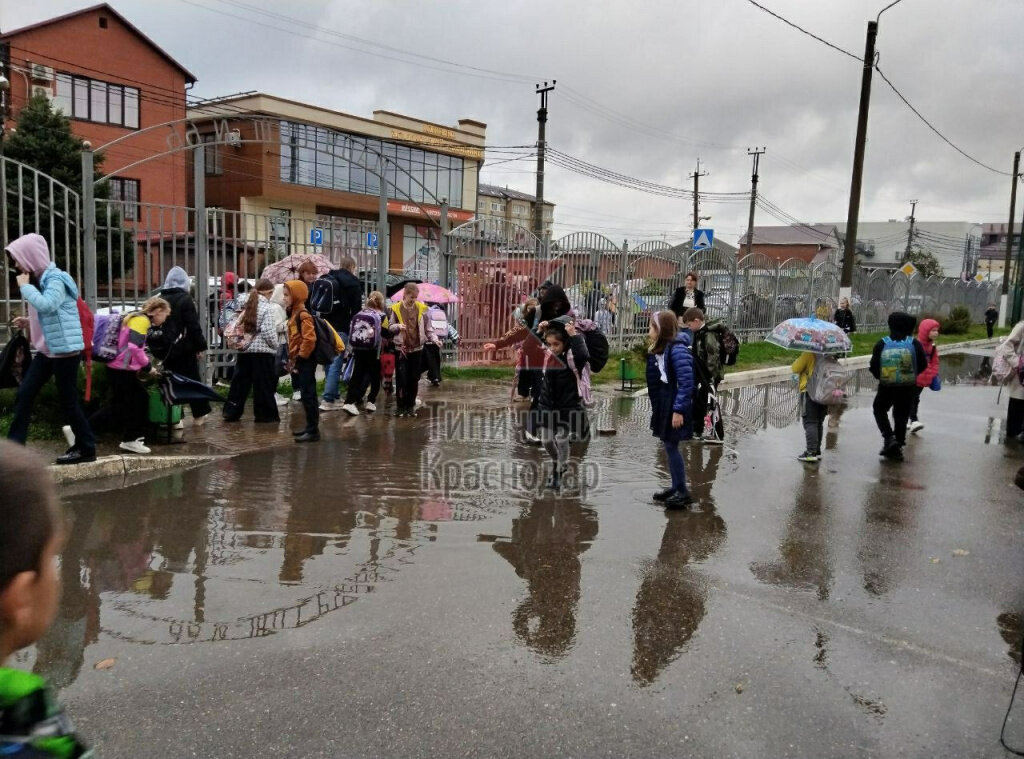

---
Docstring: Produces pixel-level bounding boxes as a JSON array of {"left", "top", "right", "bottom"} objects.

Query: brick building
[{"left": 1, "top": 3, "right": 195, "bottom": 212}]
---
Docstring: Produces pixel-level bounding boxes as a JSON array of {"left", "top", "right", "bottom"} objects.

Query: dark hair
[
  {"left": 682, "top": 307, "right": 704, "bottom": 323},
  {"left": 649, "top": 309, "right": 679, "bottom": 355},
  {"left": 543, "top": 323, "right": 569, "bottom": 351},
  {"left": 0, "top": 441, "right": 59, "bottom": 590},
  {"left": 684, "top": 271, "right": 699, "bottom": 284}
]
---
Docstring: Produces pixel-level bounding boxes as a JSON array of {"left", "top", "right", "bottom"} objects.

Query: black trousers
[
  {"left": 396, "top": 350, "right": 423, "bottom": 411},
  {"left": 292, "top": 359, "right": 319, "bottom": 432},
  {"left": 165, "top": 353, "right": 211, "bottom": 419},
  {"left": 909, "top": 385, "right": 924, "bottom": 422},
  {"left": 7, "top": 352, "right": 95, "bottom": 451},
  {"left": 873, "top": 385, "right": 916, "bottom": 445},
  {"left": 1007, "top": 397, "right": 1024, "bottom": 438},
  {"left": 224, "top": 352, "right": 279, "bottom": 422},
  {"left": 421, "top": 343, "right": 442, "bottom": 383},
  {"left": 987, "top": 322, "right": 995, "bottom": 339},
  {"left": 345, "top": 350, "right": 381, "bottom": 405},
  {"left": 88, "top": 367, "right": 149, "bottom": 443}
]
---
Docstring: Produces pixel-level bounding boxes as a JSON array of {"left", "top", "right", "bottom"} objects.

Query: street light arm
[{"left": 876, "top": 0, "right": 906, "bottom": 23}]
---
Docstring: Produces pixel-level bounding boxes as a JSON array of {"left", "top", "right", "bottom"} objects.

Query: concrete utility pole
[
  {"left": 689, "top": 159, "right": 708, "bottom": 233},
  {"left": 903, "top": 199, "right": 917, "bottom": 263},
  {"left": 744, "top": 148, "right": 765, "bottom": 256},
  {"left": 1001, "top": 150, "right": 1020, "bottom": 326},
  {"left": 534, "top": 81, "right": 555, "bottom": 243}
]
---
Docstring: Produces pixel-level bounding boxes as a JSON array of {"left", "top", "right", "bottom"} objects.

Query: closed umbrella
[{"left": 765, "top": 317, "right": 852, "bottom": 355}]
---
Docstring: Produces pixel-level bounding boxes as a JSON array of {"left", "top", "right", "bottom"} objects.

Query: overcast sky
[{"left": 2, "top": 0, "right": 1021, "bottom": 246}]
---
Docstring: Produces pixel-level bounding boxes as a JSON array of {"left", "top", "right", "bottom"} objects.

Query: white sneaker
[
  {"left": 364, "top": 402, "right": 377, "bottom": 412},
  {"left": 319, "top": 400, "right": 339, "bottom": 412},
  {"left": 524, "top": 431, "right": 540, "bottom": 444},
  {"left": 908, "top": 421, "right": 924, "bottom": 434},
  {"left": 192, "top": 414, "right": 207, "bottom": 427},
  {"left": 275, "top": 393, "right": 289, "bottom": 407},
  {"left": 292, "top": 391, "right": 302, "bottom": 401},
  {"left": 341, "top": 403, "right": 360, "bottom": 416},
  {"left": 173, "top": 421, "right": 184, "bottom": 430},
  {"left": 414, "top": 398, "right": 424, "bottom": 410},
  {"left": 62, "top": 425, "right": 75, "bottom": 447},
  {"left": 119, "top": 438, "right": 151, "bottom": 455}
]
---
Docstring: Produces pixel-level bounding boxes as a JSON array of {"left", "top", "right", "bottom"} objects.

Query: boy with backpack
[
  {"left": 5, "top": 233, "right": 97, "bottom": 465},
  {"left": 313, "top": 257, "right": 363, "bottom": 411},
  {"left": 341, "top": 291, "right": 387, "bottom": 415},
  {"left": 0, "top": 441, "right": 92, "bottom": 757},
  {"left": 682, "top": 307, "right": 730, "bottom": 442},
  {"left": 869, "top": 312, "right": 928, "bottom": 461}
]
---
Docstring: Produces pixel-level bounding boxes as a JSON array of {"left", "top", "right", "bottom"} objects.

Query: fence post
[
  {"left": 193, "top": 147, "right": 209, "bottom": 379},
  {"left": 377, "top": 157, "right": 389, "bottom": 295},
  {"left": 617, "top": 239, "right": 629, "bottom": 352},
  {"left": 81, "top": 148, "right": 97, "bottom": 309},
  {"left": 439, "top": 198, "right": 450, "bottom": 289}
]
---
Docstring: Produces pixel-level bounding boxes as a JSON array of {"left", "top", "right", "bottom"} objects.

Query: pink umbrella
[
  {"left": 260, "top": 253, "right": 337, "bottom": 285},
  {"left": 415, "top": 283, "right": 460, "bottom": 304}
]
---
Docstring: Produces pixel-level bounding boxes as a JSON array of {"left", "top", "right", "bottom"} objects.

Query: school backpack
[
  {"left": 92, "top": 311, "right": 124, "bottom": 362},
  {"left": 223, "top": 315, "right": 255, "bottom": 352},
  {"left": 428, "top": 306, "right": 449, "bottom": 340},
  {"left": 76, "top": 297, "right": 95, "bottom": 400},
  {"left": 308, "top": 276, "right": 339, "bottom": 317},
  {"left": 307, "top": 312, "right": 345, "bottom": 365},
  {"left": 719, "top": 326, "right": 740, "bottom": 366},
  {"left": 806, "top": 354, "right": 849, "bottom": 405},
  {"left": 574, "top": 319, "right": 609, "bottom": 373},
  {"left": 348, "top": 308, "right": 383, "bottom": 350},
  {"left": 879, "top": 336, "right": 918, "bottom": 386},
  {"left": 218, "top": 298, "right": 240, "bottom": 334},
  {"left": 992, "top": 338, "right": 1020, "bottom": 384}
]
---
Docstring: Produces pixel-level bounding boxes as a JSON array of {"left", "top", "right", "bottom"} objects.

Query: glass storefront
[
  {"left": 317, "top": 213, "right": 380, "bottom": 272},
  {"left": 403, "top": 224, "right": 442, "bottom": 284},
  {"left": 280, "top": 121, "right": 464, "bottom": 209}
]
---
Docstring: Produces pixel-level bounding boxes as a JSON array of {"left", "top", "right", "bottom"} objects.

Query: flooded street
[{"left": 22, "top": 362, "right": 1024, "bottom": 757}]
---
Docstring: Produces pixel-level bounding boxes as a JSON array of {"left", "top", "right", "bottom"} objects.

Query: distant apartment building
[
  {"left": 188, "top": 94, "right": 484, "bottom": 283},
  {"left": 477, "top": 183, "right": 554, "bottom": 239},
  {"left": 832, "top": 220, "right": 980, "bottom": 277},
  {"left": 978, "top": 222, "right": 1020, "bottom": 280},
  {"left": 1, "top": 3, "right": 195, "bottom": 212}
]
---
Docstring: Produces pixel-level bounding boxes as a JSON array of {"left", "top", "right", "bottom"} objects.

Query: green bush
[{"left": 942, "top": 306, "right": 971, "bottom": 335}]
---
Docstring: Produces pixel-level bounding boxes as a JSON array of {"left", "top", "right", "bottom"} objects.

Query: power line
[
  {"left": 742, "top": 0, "right": 861, "bottom": 62},
  {"left": 874, "top": 65, "right": 1012, "bottom": 176}
]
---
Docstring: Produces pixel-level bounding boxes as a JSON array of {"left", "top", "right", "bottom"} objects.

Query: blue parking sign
[
  {"left": 367, "top": 232, "right": 379, "bottom": 248},
  {"left": 310, "top": 228, "right": 324, "bottom": 245}
]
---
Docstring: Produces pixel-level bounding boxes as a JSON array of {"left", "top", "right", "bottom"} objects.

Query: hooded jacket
[
  {"left": 6, "top": 233, "right": 83, "bottom": 356},
  {"left": 915, "top": 318, "right": 941, "bottom": 389},
  {"left": 156, "top": 266, "right": 208, "bottom": 359},
  {"left": 869, "top": 311, "right": 928, "bottom": 381},
  {"left": 284, "top": 280, "right": 316, "bottom": 360},
  {"left": 538, "top": 285, "right": 572, "bottom": 324},
  {"left": 320, "top": 268, "right": 364, "bottom": 333}
]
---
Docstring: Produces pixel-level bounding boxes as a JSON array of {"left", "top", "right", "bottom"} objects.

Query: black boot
[
  {"left": 879, "top": 436, "right": 895, "bottom": 456},
  {"left": 652, "top": 488, "right": 675, "bottom": 502},
  {"left": 664, "top": 491, "right": 695, "bottom": 510}
]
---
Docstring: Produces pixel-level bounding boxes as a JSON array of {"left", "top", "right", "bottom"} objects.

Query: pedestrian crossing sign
[{"left": 693, "top": 228, "right": 714, "bottom": 251}]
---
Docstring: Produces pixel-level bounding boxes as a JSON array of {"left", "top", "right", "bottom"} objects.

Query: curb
[{"left": 48, "top": 454, "right": 221, "bottom": 485}]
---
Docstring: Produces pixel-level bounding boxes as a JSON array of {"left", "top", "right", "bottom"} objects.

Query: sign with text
[{"left": 386, "top": 201, "right": 475, "bottom": 223}]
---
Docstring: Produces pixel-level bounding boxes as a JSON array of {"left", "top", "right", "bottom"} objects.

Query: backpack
[
  {"left": 349, "top": 308, "right": 383, "bottom": 350},
  {"left": 76, "top": 297, "right": 95, "bottom": 401},
  {"left": 0, "top": 331, "right": 32, "bottom": 389},
  {"left": 223, "top": 315, "right": 255, "bottom": 352},
  {"left": 574, "top": 319, "right": 609, "bottom": 373},
  {"left": 719, "top": 326, "right": 740, "bottom": 367},
  {"left": 308, "top": 276, "right": 339, "bottom": 317},
  {"left": 92, "top": 312, "right": 124, "bottom": 362},
  {"left": 218, "top": 298, "right": 240, "bottom": 334},
  {"left": 306, "top": 312, "right": 345, "bottom": 365},
  {"left": 806, "top": 354, "right": 849, "bottom": 405},
  {"left": 428, "top": 306, "right": 449, "bottom": 340},
  {"left": 879, "top": 336, "right": 918, "bottom": 386}
]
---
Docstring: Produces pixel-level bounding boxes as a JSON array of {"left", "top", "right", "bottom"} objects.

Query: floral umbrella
[
  {"left": 415, "top": 283, "right": 460, "bottom": 304},
  {"left": 260, "top": 253, "right": 337, "bottom": 284},
  {"left": 765, "top": 317, "right": 852, "bottom": 355}
]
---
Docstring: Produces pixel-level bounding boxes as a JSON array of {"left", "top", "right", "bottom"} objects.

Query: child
[
  {"left": 908, "top": 318, "right": 940, "bottom": 435},
  {"left": 682, "top": 307, "right": 726, "bottom": 442},
  {"left": 421, "top": 303, "right": 456, "bottom": 387},
  {"left": 385, "top": 283, "right": 432, "bottom": 417},
  {"left": 833, "top": 297, "right": 857, "bottom": 334},
  {"left": 791, "top": 351, "right": 825, "bottom": 463},
  {"left": 87, "top": 296, "right": 171, "bottom": 455},
  {"left": 536, "top": 320, "right": 590, "bottom": 491},
  {"left": 483, "top": 298, "right": 543, "bottom": 404},
  {"left": 0, "top": 440, "right": 91, "bottom": 757},
  {"left": 341, "top": 291, "right": 387, "bottom": 415},
  {"left": 869, "top": 312, "right": 927, "bottom": 461},
  {"left": 282, "top": 280, "right": 319, "bottom": 442},
  {"left": 646, "top": 309, "right": 696, "bottom": 509},
  {"left": 594, "top": 298, "right": 614, "bottom": 334},
  {"left": 985, "top": 303, "right": 998, "bottom": 339},
  {"left": 223, "top": 279, "right": 281, "bottom": 424}
]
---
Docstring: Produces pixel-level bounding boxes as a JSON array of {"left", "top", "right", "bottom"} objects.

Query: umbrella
[
  {"left": 357, "top": 272, "right": 421, "bottom": 298},
  {"left": 765, "top": 317, "right": 852, "bottom": 355},
  {"left": 415, "top": 283, "right": 460, "bottom": 304},
  {"left": 261, "top": 253, "right": 337, "bottom": 284},
  {"left": 161, "top": 372, "right": 227, "bottom": 404}
]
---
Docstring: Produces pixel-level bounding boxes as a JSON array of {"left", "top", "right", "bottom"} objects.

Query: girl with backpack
[
  {"left": 908, "top": 318, "right": 940, "bottom": 435},
  {"left": 536, "top": 320, "right": 590, "bottom": 492},
  {"left": 341, "top": 291, "right": 387, "bottom": 415},
  {"left": 385, "top": 283, "right": 432, "bottom": 417},
  {"left": 222, "top": 279, "right": 281, "bottom": 424},
  {"left": 646, "top": 310, "right": 696, "bottom": 509},
  {"left": 792, "top": 351, "right": 825, "bottom": 463}
]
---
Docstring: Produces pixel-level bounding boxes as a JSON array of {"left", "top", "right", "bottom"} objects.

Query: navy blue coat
[{"left": 646, "top": 331, "right": 696, "bottom": 444}]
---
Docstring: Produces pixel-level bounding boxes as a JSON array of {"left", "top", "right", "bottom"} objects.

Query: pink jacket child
[
  {"left": 110, "top": 313, "right": 157, "bottom": 373},
  {"left": 915, "top": 318, "right": 941, "bottom": 389}
]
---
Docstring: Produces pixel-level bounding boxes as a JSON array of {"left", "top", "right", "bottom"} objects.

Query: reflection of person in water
[
  {"left": 488, "top": 498, "right": 598, "bottom": 659},
  {"left": 749, "top": 467, "right": 833, "bottom": 601},
  {"left": 997, "top": 611, "right": 1023, "bottom": 664},
  {"left": 631, "top": 447, "right": 726, "bottom": 686}
]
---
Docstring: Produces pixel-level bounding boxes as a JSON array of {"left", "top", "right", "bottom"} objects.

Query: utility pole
[
  {"left": 534, "top": 81, "right": 555, "bottom": 245},
  {"left": 689, "top": 159, "right": 708, "bottom": 233},
  {"left": 903, "top": 199, "right": 917, "bottom": 263},
  {"left": 744, "top": 148, "right": 765, "bottom": 256},
  {"left": 1001, "top": 150, "right": 1020, "bottom": 326}
]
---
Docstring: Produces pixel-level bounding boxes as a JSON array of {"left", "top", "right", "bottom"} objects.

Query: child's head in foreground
[{"left": 0, "top": 441, "right": 63, "bottom": 662}]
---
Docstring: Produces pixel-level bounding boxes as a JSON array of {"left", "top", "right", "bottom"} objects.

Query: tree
[
  {"left": 905, "top": 247, "right": 943, "bottom": 278},
  {"left": 4, "top": 94, "right": 125, "bottom": 284}
]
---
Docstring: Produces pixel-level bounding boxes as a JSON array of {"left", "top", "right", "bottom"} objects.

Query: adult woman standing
[
  {"left": 669, "top": 272, "right": 705, "bottom": 319},
  {"left": 1002, "top": 320, "right": 1024, "bottom": 442},
  {"left": 155, "top": 266, "right": 211, "bottom": 425},
  {"left": 833, "top": 296, "right": 857, "bottom": 333}
]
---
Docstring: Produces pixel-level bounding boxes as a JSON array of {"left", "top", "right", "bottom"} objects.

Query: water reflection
[
  {"left": 749, "top": 467, "right": 834, "bottom": 600},
  {"left": 856, "top": 473, "right": 919, "bottom": 597},
  {"left": 482, "top": 497, "right": 598, "bottom": 659},
  {"left": 631, "top": 445, "right": 726, "bottom": 686},
  {"left": 997, "top": 611, "right": 1023, "bottom": 664}
]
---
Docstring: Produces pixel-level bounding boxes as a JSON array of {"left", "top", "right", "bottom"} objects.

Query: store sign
[
  {"left": 386, "top": 201, "right": 474, "bottom": 223},
  {"left": 389, "top": 129, "right": 484, "bottom": 160}
]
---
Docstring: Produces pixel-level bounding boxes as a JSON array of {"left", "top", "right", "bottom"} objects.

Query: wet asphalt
[{"left": 16, "top": 358, "right": 1024, "bottom": 758}]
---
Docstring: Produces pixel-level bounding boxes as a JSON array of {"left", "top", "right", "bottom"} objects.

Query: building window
[
  {"left": 53, "top": 72, "right": 139, "bottom": 128},
  {"left": 109, "top": 177, "right": 140, "bottom": 221},
  {"left": 201, "top": 134, "right": 222, "bottom": 176},
  {"left": 268, "top": 208, "right": 290, "bottom": 256},
  {"left": 402, "top": 224, "right": 441, "bottom": 282}
]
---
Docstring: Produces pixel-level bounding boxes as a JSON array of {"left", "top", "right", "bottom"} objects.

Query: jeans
[
  {"left": 88, "top": 367, "right": 148, "bottom": 443},
  {"left": 396, "top": 349, "right": 423, "bottom": 412},
  {"left": 224, "top": 352, "right": 279, "bottom": 422},
  {"left": 292, "top": 358, "right": 319, "bottom": 432},
  {"left": 801, "top": 392, "right": 827, "bottom": 454},
  {"left": 7, "top": 353, "right": 96, "bottom": 452},
  {"left": 344, "top": 350, "right": 381, "bottom": 405},
  {"left": 873, "top": 385, "right": 915, "bottom": 445},
  {"left": 321, "top": 332, "right": 350, "bottom": 402},
  {"left": 664, "top": 440, "right": 688, "bottom": 493}
]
